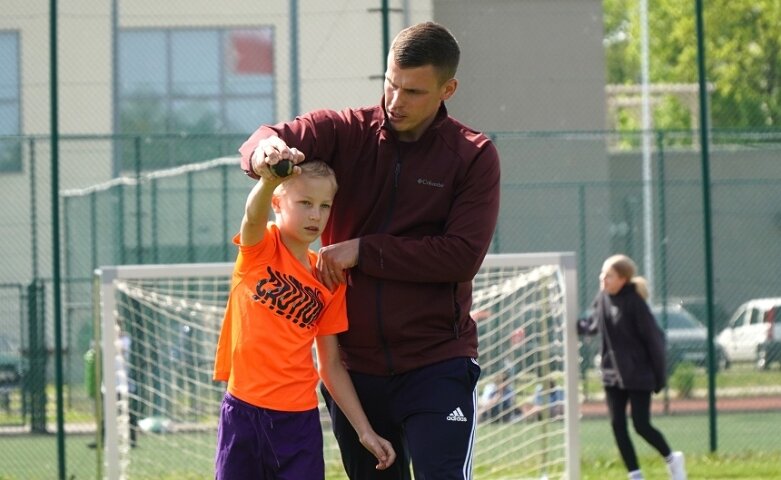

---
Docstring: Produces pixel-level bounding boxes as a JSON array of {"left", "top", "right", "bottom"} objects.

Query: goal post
[
  {"left": 95, "top": 263, "right": 232, "bottom": 480},
  {"left": 476, "top": 252, "right": 580, "bottom": 480},
  {"left": 94, "top": 253, "right": 579, "bottom": 480}
]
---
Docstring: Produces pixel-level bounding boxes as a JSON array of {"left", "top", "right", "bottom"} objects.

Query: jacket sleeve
[
  {"left": 238, "top": 112, "right": 339, "bottom": 179},
  {"left": 577, "top": 295, "right": 601, "bottom": 336},
  {"left": 635, "top": 299, "right": 667, "bottom": 391},
  {"left": 357, "top": 142, "right": 501, "bottom": 283}
]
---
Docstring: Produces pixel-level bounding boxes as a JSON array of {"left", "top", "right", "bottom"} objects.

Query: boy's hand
[{"left": 358, "top": 432, "right": 396, "bottom": 470}]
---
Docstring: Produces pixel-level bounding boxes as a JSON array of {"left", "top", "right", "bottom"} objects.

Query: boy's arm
[
  {"left": 315, "top": 335, "right": 396, "bottom": 470},
  {"left": 240, "top": 149, "right": 300, "bottom": 246},
  {"left": 240, "top": 177, "right": 278, "bottom": 246}
]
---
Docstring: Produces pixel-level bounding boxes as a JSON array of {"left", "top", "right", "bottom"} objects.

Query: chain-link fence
[{"left": 2, "top": 0, "right": 781, "bottom": 479}]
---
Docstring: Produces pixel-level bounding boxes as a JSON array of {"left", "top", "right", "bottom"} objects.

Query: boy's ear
[{"left": 270, "top": 194, "right": 282, "bottom": 213}]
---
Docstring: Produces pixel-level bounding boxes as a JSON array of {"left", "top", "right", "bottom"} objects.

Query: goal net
[{"left": 94, "top": 253, "right": 579, "bottom": 480}]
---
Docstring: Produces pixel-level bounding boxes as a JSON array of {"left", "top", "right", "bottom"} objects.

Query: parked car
[
  {"left": 0, "top": 335, "right": 23, "bottom": 412},
  {"left": 584, "top": 304, "right": 727, "bottom": 374},
  {"left": 716, "top": 297, "right": 781, "bottom": 370},
  {"left": 669, "top": 296, "right": 730, "bottom": 333}
]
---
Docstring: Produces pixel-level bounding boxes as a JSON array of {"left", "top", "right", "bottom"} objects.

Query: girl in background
[{"left": 578, "top": 254, "right": 686, "bottom": 480}]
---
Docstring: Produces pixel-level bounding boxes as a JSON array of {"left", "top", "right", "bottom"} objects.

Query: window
[
  {"left": 0, "top": 31, "right": 21, "bottom": 173},
  {"left": 118, "top": 27, "right": 275, "bottom": 170}
]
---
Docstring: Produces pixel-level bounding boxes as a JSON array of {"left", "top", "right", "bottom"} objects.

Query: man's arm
[
  {"left": 316, "top": 143, "right": 500, "bottom": 287},
  {"left": 239, "top": 112, "right": 340, "bottom": 178},
  {"left": 353, "top": 144, "right": 500, "bottom": 283}
]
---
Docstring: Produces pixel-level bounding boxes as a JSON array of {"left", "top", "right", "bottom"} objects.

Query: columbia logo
[
  {"left": 446, "top": 407, "right": 468, "bottom": 422},
  {"left": 417, "top": 178, "right": 445, "bottom": 188}
]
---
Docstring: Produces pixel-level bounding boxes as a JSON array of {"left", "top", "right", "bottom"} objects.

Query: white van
[{"left": 716, "top": 298, "right": 781, "bottom": 368}]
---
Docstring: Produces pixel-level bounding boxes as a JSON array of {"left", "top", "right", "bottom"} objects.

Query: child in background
[
  {"left": 577, "top": 254, "right": 686, "bottom": 480},
  {"left": 213, "top": 155, "right": 395, "bottom": 479}
]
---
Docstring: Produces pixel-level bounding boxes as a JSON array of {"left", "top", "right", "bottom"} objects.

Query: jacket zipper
[{"left": 374, "top": 139, "right": 402, "bottom": 375}]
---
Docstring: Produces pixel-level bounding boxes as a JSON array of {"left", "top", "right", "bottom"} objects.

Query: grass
[
  {"left": 1, "top": 411, "right": 780, "bottom": 479},
  {"left": 0, "top": 364, "right": 777, "bottom": 478}
]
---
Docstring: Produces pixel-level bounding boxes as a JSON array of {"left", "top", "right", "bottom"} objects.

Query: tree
[{"left": 604, "top": 0, "right": 781, "bottom": 129}]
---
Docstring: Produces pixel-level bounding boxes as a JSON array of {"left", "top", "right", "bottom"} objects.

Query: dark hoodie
[
  {"left": 579, "top": 282, "right": 667, "bottom": 392},
  {"left": 239, "top": 101, "right": 501, "bottom": 375}
]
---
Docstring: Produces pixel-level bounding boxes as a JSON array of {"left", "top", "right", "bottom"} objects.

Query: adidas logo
[{"left": 446, "top": 407, "right": 468, "bottom": 422}]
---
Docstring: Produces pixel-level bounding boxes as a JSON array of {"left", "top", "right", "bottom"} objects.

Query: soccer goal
[{"left": 93, "top": 252, "right": 579, "bottom": 480}]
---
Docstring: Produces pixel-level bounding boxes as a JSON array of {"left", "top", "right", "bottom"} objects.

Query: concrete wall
[{"left": 436, "top": 0, "right": 607, "bottom": 133}]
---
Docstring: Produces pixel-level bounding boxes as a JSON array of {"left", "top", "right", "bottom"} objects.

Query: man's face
[{"left": 383, "top": 57, "right": 457, "bottom": 142}]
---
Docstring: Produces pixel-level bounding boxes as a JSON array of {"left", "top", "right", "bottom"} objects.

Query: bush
[{"left": 670, "top": 361, "right": 696, "bottom": 398}]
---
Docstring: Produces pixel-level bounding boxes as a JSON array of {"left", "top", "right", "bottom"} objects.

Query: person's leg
[
  {"left": 397, "top": 357, "right": 481, "bottom": 479},
  {"left": 626, "top": 391, "right": 687, "bottom": 479},
  {"left": 605, "top": 386, "right": 640, "bottom": 473},
  {"left": 627, "top": 390, "right": 671, "bottom": 457},
  {"left": 214, "top": 393, "right": 267, "bottom": 480},
  {"left": 321, "top": 375, "right": 411, "bottom": 479},
  {"left": 264, "top": 408, "right": 325, "bottom": 480}
]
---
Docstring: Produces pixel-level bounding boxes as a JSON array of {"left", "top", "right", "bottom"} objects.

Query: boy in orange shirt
[{"left": 213, "top": 155, "right": 395, "bottom": 479}]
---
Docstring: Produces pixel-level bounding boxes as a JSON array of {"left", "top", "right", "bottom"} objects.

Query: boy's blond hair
[{"left": 275, "top": 160, "right": 337, "bottom": 194}]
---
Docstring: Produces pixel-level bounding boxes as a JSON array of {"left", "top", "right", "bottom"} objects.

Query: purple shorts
[{"left": 215, "top": 392, "right": 324, "bottom": 480}]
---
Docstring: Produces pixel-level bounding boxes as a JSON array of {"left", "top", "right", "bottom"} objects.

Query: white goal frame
[{"left": 95, "top": 253, "right": 580, "bottom": 480}]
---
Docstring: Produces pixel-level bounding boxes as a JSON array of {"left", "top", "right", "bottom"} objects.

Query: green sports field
[{"left": 1, "top": 411, "right": 780, "bottom": 479}]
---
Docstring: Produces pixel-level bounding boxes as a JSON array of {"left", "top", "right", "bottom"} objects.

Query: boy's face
[
  {"left": 383, "top": 57, "right": 457, "bottom": 142},
  {"left": 272, "top": 175, "right": 336, "bottom": 247}
]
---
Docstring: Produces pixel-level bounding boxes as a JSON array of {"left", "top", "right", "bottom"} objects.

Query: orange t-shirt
[{"left": 213, "top": 223, "right": 347, "bottom": 411}]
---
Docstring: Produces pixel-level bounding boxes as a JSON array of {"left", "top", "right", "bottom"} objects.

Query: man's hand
[
  {"left": 317, "top": 239, "right": 360, "bottom": 290},
  {"left": 251, "top": 136, "right": 306, "bottom": 177}
]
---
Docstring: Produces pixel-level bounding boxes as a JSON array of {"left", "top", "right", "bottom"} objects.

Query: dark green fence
[{"left": 1, "top": 129, "right": 781, "bottom": 478}]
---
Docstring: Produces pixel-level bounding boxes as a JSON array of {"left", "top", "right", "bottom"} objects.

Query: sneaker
[
  {"left": 628, "top": 470, "right": 644, "bottom": 480},
  {"left": 666, "top": 451, "right": 687, "bottom": 480}
]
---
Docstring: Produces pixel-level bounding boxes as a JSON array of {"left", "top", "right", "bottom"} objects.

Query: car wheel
[
  {"left": 757, "top": 349, "right": 769, "bottom": 371},
  {"left": 717, "top": 352, "right": 730, "bottom": 371}
]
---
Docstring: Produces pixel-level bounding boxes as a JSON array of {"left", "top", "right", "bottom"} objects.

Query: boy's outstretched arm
[
  {"left": 240, "top": 148, "right": 300, "bottom": 246},
  {"left": 315, "top": 335, "right": 396, "bottom": 470}
]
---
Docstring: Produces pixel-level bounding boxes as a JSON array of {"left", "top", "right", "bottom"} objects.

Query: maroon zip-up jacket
[{"left": 239, "top": 100, "right": 501, "bottom": 375}]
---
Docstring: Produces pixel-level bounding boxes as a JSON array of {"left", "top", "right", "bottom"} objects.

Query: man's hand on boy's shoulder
[{"left": 317, "top": 239, "right": 360, "bottom": 291}]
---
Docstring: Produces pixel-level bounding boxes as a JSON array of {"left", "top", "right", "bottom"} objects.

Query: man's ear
[{"left": 441, "top": 78, "right": 458, "bottom": 101}]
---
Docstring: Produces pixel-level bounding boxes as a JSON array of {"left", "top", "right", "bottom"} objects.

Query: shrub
[{"left": 670, "top": 361, "right": 696, "bottom": 398}]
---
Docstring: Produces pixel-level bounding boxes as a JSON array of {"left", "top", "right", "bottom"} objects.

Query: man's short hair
[{"left": 390, "top": 21, "right": 460, "bottom": 83}]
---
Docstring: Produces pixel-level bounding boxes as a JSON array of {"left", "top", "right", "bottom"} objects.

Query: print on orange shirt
[{"left": 252, "top": 265, "right": 324, "bottom": 328}]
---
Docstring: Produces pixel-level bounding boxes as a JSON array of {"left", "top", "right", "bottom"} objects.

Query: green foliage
[
  {"left": 605, "top": 0, "right": 781, "bottom": 128},
  {"left": 670, "top": 361, "right": 697, "bottom": 398}
]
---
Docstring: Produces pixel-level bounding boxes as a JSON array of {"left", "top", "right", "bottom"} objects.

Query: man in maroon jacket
[{"left": 239, "top": 21, "right": 500, "bottom": 480}]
